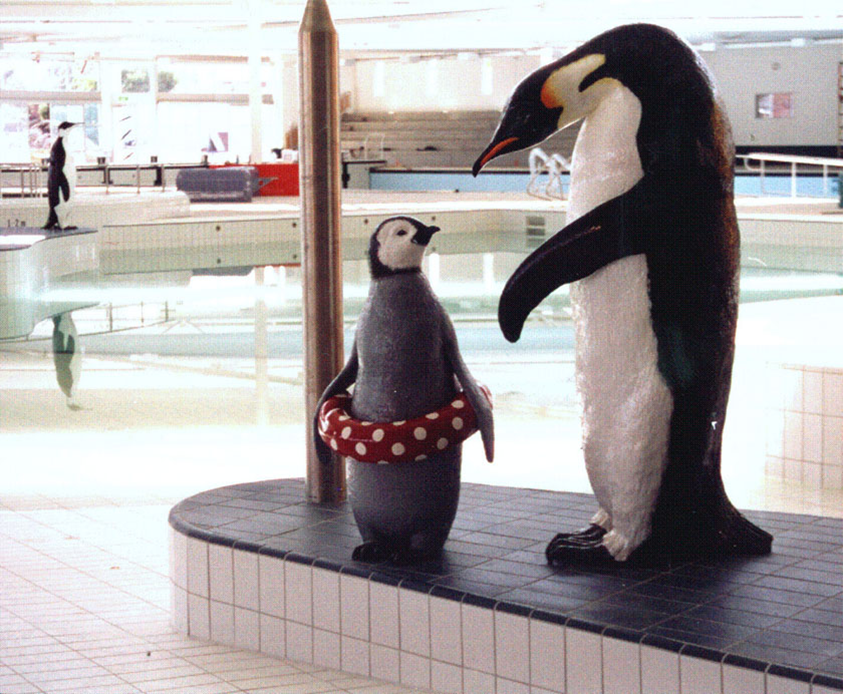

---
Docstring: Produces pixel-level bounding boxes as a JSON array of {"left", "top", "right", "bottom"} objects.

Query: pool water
[{"left": 371, "top": 170, "right": 839, "bottom": 197}]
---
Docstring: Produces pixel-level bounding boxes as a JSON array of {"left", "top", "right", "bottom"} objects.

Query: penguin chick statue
[
  {"left": 315, "top": 216, "right": 494, "bottom": 564},
  {"left": 44, "top": 121, "right": 80, "bottom": 231},
  {"left": 474, "top": 24, "right": 772, "bottom": 565},
  {"left": 52, "top": 312, "right": 83, "bottom": 410}
]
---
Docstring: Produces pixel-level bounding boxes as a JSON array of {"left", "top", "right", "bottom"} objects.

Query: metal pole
[{"left": 299, "top": 0, "right": 346, "bottom": 503}]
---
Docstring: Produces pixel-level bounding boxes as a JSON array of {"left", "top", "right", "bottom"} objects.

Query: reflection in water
[{"left": 0, "top": 254, "right": 840, "bottom": 517}]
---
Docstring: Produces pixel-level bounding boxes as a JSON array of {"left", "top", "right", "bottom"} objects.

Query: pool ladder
[{"left": 527, "top": 147, "right": 569, "bottom": 200}]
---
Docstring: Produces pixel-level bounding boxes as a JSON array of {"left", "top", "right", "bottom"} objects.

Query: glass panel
[
  {"left": 1, "top": 103, "right": 31, "bottom": 162},
  {"left": 121, "top": 68, "right": 151, "bottom": 93}
]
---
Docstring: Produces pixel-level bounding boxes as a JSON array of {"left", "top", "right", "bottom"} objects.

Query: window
[{"left": 755, "top": 92, "right": 793, "bottom": 119}]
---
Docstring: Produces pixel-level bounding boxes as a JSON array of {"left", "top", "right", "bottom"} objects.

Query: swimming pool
[{"left": 370, "top": 169, "right": 840, "bottom": 198}]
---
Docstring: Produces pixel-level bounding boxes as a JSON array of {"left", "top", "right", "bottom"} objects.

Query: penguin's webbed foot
[
  {"left": 352, "top": 541, "right": 440, "bottom": 566},
  {"left": 352, "top": 541, "right": 394, "bottom": 563},
  {"left": 546, "top": 525, "right": 615, "bottom": 567}
]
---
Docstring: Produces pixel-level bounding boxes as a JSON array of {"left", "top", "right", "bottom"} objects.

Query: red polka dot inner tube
[{"left": 317, "top": 386, "right": 492, "bottom": 464}]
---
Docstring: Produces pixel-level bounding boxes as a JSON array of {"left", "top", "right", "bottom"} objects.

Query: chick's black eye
[{"left": 396, "top": 230, "right": 407, "bottom": 236}]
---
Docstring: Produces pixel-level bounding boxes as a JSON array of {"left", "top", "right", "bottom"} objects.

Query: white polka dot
[
  {"left": 330, "top": 439, "right": 338, "bottom": 451},
  {"left": 377, "top": 460, "right": 389, "bottom": 465},
  {"left": 339, "top": 414, "right": 351, "bottom": 421},
  {"left": 425, "top": 412, "right": 439, "bottom": 420},
  {"left": 452, "top": 417, "right": 464, "bottom": 430},
  {"left": 355, "top": 443, "right": 367, "bottom": 456},
  {"left": 372, "top": 429, "right": 385, "bottom": 442},
  {"left": 391, "top": 443, "right": 406, "bottom": 457},
  {"left": 414, "top": 427, "right": 427, "bottom": 441},
  {"left": 341, "top": 426, "right": 352, "bottom": 439},
  {"left": 361, "top": 421, "right": 372, "bottom": 426},
  {"left": 452, "top": 400, "right": 465, "bottom": 409},
  {"left": 415, "top": 454, "right": 428, "bottom": 461},
  {"left": 392, "top": 420, "right": 406, "bottom": 426},
  {"left": 437, "top": 438, "right": 449, "bottom": 450}
]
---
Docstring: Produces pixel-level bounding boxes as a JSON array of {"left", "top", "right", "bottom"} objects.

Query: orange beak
[{"left": 473, "top": 136, "right": 519, "bottom": 175}]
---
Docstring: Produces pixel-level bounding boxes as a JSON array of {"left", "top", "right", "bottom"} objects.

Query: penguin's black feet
[
  {"left": 554, "top": 523, "right": 607, "bottom": 545},
  {"left": 546, "top": 526, "right": 614, "bottom": 567},
  {"left": 352, "top": 541, "right": 441, "bottom": 566},
  {"left": 352, "top": 541, "right": 394, "bottom": 563}
]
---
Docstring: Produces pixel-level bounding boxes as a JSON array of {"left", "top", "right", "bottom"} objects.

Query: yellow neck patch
[{"left": 540, "top": 53, "right": 607, "bottom": 110}]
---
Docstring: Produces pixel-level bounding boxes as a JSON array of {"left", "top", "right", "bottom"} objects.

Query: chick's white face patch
[{"left": 376, "top": 218, "right": 426, "bottom": 271}]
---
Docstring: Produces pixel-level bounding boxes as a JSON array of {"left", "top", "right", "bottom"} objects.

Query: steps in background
[{"left": 341, "top": 110, "right": 578, "bottom": 169}]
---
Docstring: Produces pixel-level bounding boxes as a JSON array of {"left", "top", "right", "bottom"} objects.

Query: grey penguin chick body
[
  {"left": 315, "top": 216, "right": 494, "bottom": 563},
  {"left": 349, "top": 270, "right": 462, "bottom": 558}
]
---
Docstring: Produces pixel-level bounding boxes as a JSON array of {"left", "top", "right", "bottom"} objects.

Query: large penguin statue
[
  {"left": 52, "top": 311, "right": 83, "bottom": 410},
  {"left": 44, "top": 121, "right": 80, "bottom": 231},
  {"left": 473, "top": 24, "right": 772, "bottom": 565},
  {"left": 314, "top": 216, "right": 494, "bottom": 564}
]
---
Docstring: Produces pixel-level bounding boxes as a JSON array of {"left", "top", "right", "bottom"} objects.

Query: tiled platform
[{"left": 169, "top": 478, "right": 843, "bottom": 694}]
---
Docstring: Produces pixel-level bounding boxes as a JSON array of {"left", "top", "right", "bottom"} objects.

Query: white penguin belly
[{"left": 567, "top": 86, "right": 673, "bottom": 559}]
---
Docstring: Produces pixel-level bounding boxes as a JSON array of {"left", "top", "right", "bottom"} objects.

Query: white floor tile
[
  {"left": 370, "top": 581, "right": 400, "bottom": 649},
  {"left": 233, "top": 549, "right": 260, "bottom": 611},
  {"left": 399, "top": 589, "right": 430, "bottom": 657},
  {"left": 679, "top": 654, "right": 722, "bottom": 694},
  {"left": 495, "top": 610, "right": 530, "bottom": 684},
  {"left": 312, "top": 567, "right": 341, "bottom": 633},
  {"left": 640, "top": 645, "right": 680, "bottom": 694},
  {"left": 603, "top": 636, "right": 640, "bottom": 694},
  {"left": 566, "top": 627, "right": 602, "bottom": 694},
  {"left": 258, "top": 555, "right": 285, "bottom": 619},
  {"left": 461, "top": 603, "right": 494, "bottom": 675},
  {"left": 208, "top": 544, "right": 234, "bottom": 604}
]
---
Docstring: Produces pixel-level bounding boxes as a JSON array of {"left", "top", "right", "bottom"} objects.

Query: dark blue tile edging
[{"left": 169, "top": 478, "right": 843, "bottom": 690}]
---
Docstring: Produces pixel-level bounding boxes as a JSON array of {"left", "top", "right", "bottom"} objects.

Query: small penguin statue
[
  {"left": 52, "top": 312, "right": 83, "bottom": 410},
  {"left": 44, "top": 121, "right": 80, "bottom": 231},
  {"left": 474, "top": 24, "right": 772, "bottom": 565},
  {"left": 315, "top": 216, "right": 494, "bottom": 564}
]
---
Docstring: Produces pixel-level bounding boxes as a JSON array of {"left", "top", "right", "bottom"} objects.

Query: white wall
[
  {"left": 352, "top": 54, "right": 541, "bottom": 113},
  {"left": 344, "top": 42, "right": 842, "bottom": 149},
  {"left": 703, "top": 43, "right": 842, "bottom": 149}
]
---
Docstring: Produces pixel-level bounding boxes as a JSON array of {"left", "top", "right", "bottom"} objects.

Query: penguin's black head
[
  {"left": 57, "top": 121, "right": 80, "bottom": 135},
  {"left": 368, "top": 216, "right": 440, "bottom": 279},
  {"left": 473, "top": 62, "right": 564, "bottom": 176},
  {"left": 474, "top": 24, "right": 705, "bottom": 175}
]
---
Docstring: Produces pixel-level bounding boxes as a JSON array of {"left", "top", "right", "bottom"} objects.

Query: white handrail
[
  {"left": 738, "top": 152, "right": 843, "bottom": 198},
  {"left": 527, "top": 147, "right": 570, "bottom": 200}
]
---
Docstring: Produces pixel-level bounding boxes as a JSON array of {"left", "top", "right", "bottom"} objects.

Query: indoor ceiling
[{"left": 2, "top": 0, "right": 842, "bottom": 59}]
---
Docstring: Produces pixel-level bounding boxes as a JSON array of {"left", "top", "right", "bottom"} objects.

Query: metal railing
[
  {"left": 738, "top": 152, "right": 843, "bottom": 198},
  {"left": 363, "top": 133, "right": 386, "bottom": 159},
  {"left": 527, "top": 147, "right": 570, "bottom": 200},
  {"left": 0, "top": 161, "right": 204, "bottom": 198}
]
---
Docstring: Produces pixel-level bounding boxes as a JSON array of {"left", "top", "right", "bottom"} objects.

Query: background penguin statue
[
  {"left": 314, "top": 216, "right": 494, "bottom": 564},
  {"left": 52, "top": 311, "right": 83, "bottom": 410},
  {"left": 473, "top": 24, "right": 772, "bottom": 565},
  {"left": 44, "top": 121, "right": 80, "bottom": 231}
]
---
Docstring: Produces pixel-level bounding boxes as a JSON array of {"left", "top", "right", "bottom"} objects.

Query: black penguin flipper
[
  {"left": 313, "top": 341, "right": 359, "bottom": 466},
  {"left": 498, "top": 183, "right": 652, "bottom": 343},
  {"left": 441, "top": 312, "right": 494, "bottom": 462},
  {"left": 58, "top": 173, "right": 71, "bottom": 205}
]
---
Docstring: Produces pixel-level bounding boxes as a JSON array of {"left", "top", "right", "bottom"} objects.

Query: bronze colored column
[{"left": 298, "top": 0, "right": 346, "bottom": 503}]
